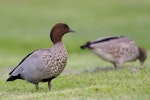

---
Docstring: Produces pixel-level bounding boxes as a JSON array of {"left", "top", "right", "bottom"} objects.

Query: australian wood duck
[
  {"left": 7, "top": 23, "right": 75, "bottom": 91},
  {"left": 80, "top": 36, "right": 147, "bottom": 69}
]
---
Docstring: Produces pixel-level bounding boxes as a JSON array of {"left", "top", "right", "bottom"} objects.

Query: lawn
[{"left": 0, "top": 0, "right": 150, "bottom": 100}]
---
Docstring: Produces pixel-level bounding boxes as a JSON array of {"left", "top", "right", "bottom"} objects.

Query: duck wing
[
  {"left": 7, "top": 48, "right": 52, "bottom": 82},
  {"left": 81, "top": 36, "right": 124, "bottom": 49},
  {"left": 9, "top": 50, "right": 36, "bottom": 75},
  {"left": 90, "top": 36, "right": 124, "bottom": 44}
]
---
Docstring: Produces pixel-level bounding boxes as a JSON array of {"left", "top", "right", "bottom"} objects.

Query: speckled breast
[{"left": 42, "top": 43, "right": 68, "bottom": 77}]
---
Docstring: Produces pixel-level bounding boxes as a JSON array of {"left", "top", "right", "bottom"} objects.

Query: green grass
[
  {"left": 0, "top": 0, "right": 150, "bottom": 99},
  {"left": 1, "top": 65, "right": 150, "bottom": 100}
]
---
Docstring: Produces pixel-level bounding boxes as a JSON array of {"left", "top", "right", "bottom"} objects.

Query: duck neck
[
  {"left": 52, "top": 37, "right": 62, "bottom": 44},
  {"left": 52, "top": 41, "right": 65, "bottom": 48},
  {"left": 53, "top": 41, "right": 63, "bottom": 45},
  {"left": 50, "top": 30, "right": 64, "bottom": 44},
  {"left": 52, "top": 41, "right": 67, "bottom": 54}
]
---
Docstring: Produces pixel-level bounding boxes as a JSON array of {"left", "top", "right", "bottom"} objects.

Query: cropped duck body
[
  {"left": 81, "top": 36, "right": 147, "bottom": 69},
  {"left": 91, "top": 37, "right": 139, "bottom": 63}
]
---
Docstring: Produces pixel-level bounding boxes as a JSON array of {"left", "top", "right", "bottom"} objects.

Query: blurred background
[
  {"left": 0, "top": 0, "right": 150, "bottom": 69},
  {"left": 0, "top": 1, "right": 150, "bottom": 99}
]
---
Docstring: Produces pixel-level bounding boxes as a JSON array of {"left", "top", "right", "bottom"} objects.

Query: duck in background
[
  {"left": 80, "top": 36, "right": 147, "bottom": 69},
  {"left": 7, "top": 23, "right": 75, "bottom": 91}
]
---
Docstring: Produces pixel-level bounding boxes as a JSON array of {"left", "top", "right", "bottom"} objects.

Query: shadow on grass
[
  {"left": 83, "top": 65, "right": 142, "bottom": 74},
  {"left": 63, "top": 65, "right": 142, "bottom": 75}
]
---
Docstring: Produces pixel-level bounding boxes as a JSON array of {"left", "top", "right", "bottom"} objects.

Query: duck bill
[{"left": 69, "top": 28, "right": 75, "bottom": 33}]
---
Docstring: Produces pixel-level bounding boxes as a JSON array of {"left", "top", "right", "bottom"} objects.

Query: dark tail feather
[
  {"left": 7, "top": 75, "right": 23, "bottom": 81},
  {"left": 80, "top": 41, "right": 92, "bottom": 49}
]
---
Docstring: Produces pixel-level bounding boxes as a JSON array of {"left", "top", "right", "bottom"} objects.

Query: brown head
[
  {"left": 50, "top": 23, "right": 75, "bottom": 44},
  {"left": 138, "top": 47, "right": 147, "bottom": 66}
]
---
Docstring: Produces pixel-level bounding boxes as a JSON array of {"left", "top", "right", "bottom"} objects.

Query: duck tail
[
  {"left": 7, "top": 76, "right": 16, "bottom": 81},
  {"left": 6, "top": 75, "right": 23, "bottom": 81},
  {"left": 80, "top": 41, "right": 92, "bottom": 49}
]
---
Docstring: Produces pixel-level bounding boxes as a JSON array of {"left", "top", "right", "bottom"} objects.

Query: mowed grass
[
  {"left": 0, "top": 0, "right": 150, "bottom": 100},
  {"left": 0, "top": 64, "right": 150, "bottom": 100}
]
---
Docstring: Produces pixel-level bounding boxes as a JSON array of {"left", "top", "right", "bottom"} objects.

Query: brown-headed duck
[{"left": 7, "top": 23, "right": 75, "bottom": 91}]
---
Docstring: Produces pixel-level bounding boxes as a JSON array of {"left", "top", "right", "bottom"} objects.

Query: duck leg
[
  {"left": 48, "top": 81, "right": 52, "bottom": 91},
  {"left": 113, "top": 63, "right": 119, "bottom": 70},
  {"left": 35, "top": 83, "right": 39, "bottom": 91}
]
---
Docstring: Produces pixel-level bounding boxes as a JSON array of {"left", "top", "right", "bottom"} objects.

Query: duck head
[
  {"left": 50, "top": 23, "right": 75, "bottom": 44},
  {"left": 138, "top": 47, "right": 147, "bottom": 66}
]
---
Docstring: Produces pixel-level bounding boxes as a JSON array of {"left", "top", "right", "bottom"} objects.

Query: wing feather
[{"left": 9, "top": 50, "right": 38, "bottom": 75}]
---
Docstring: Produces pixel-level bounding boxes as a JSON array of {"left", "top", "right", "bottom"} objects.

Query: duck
[
  {"left": 80, "top": 36, "right": 147, "bottom": 69},
  {"left": 7, "top": 23, "right": 75, "bottom": 91}
]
